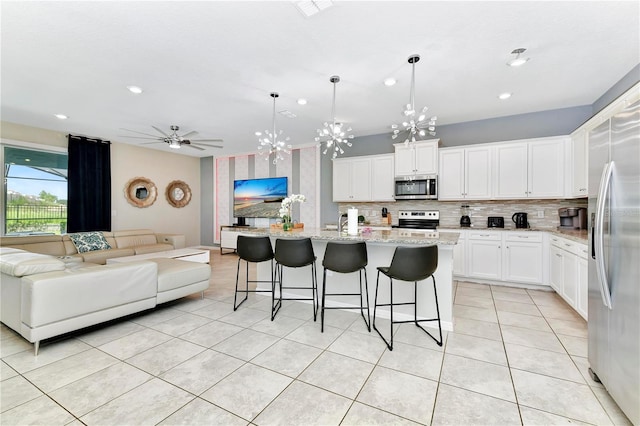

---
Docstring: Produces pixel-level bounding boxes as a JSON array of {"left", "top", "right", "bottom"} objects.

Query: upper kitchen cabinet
[
  {"left": 569, "top": 128, "right": 588, "bottom": 197},
  {"left": 494, "top": 136, "right": 567, "bottom": 199},
  {"left": 439, "top": 146, "right": 492, "bottom": 200},
  {"left": 394, "top": 139, "right": 438, "bottom": 177},
  {"left": 332, "top": 154, "right": 395, "bottom": 202}
]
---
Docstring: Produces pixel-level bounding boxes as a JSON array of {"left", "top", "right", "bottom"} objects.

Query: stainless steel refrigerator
[{"left": 588, "top": 97, "right": 639, "bottom": 425}]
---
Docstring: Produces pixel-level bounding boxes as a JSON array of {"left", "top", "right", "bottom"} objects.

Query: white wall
[{"left": 1, "top": 121, "right": 202, "bottom": 246}]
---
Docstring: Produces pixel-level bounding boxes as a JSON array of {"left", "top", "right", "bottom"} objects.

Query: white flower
[{"left": 280, "top": 193, "right": 305, "bottom": 219}]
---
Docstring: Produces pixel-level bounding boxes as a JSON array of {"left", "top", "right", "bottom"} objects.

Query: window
[{"left": 3, "top": 145, "right": 68, "bottom": 235}]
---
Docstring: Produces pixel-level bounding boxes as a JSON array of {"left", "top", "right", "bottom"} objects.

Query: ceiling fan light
[{"left": 169, "top": 141, "right": 181, "bottom": 149}]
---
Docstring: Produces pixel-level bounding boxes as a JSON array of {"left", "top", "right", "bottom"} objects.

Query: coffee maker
[
  {"left": 460, "top": 205, "right": 471, "bottom": 227},
  {"left": 558, "top": 207, "right": 587, "bottom": 229}
]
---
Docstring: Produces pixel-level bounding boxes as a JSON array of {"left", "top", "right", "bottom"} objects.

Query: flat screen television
[{"left": 233, "top": 176, "right": 288, "bottom": 220}]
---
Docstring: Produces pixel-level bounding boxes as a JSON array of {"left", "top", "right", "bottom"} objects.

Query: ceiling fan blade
[
  {"left": 151, "top": 125, "right": 170, "bottom": 137},
  {"left": 141, "top": 141, "right": 163, "bottom": 145},
  {"left": 192, "top": 143, "right": 223, "bottom": 149},
  {"left": 120, "top": 128, "right": 163, "bottom": 138},
  {"left": 181, "top": 130, "right": 198, "bottom": 139},
  {"left": 119, "top": 135, "right": 162, "bottom": 140},
  {"left": 184, "top": 143, "right": 205, "bottom": 151},
  {"left": 190, "top": 139, "right": 224, "bottom": 143}
]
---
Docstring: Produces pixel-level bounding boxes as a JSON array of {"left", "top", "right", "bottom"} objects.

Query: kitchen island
[{"left": 225, "top": 227, "right": 459, "bottom": 331}]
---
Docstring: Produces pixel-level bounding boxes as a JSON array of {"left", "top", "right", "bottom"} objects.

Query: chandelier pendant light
[
  {"left": 391, "top": 54, "right": 437, "bottom": 145},
  {"left": 315, "top": 75, "right": 354, "bottom": 159},
  {"left": 257, "top": 92, "right": 292, "bottom": 164}
]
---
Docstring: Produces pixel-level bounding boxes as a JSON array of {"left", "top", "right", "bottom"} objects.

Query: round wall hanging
[
  {"left": 166, "top": 180, "right": 192, "bottom": 208},
  {"left": 124, "top": 177, "right": 157, "bottom": 208}
]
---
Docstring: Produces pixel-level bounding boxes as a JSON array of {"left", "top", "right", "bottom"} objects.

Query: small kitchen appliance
[
  {"left": 488, "top": 217, "right": 505, "bottom": 228},
  {"left": 394, "top": 175, "right": 437, "bottom": 200},
  {"left": 558, "top": 207, "right": 587, "bottom": 230},
  {"left": 512, "top": 212, "right": 529, "bottom": 228},
  {"left": 460, "top": 205, "right": 471, "bottom": 228},
  {"left": 392, "top": 210, "right": 439, "bottom": 230}
]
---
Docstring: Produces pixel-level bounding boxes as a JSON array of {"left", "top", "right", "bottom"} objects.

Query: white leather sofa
[
  {"left": 0, "top": 229, "right": 185, "bottom": 264},
  {"left": 0, "top": 247, "right": 211, "bottom": 355}
]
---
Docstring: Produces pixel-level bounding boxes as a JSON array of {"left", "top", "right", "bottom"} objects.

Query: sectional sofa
[{"left": 0, "top": 230, "right": 210, "bottom": 355}]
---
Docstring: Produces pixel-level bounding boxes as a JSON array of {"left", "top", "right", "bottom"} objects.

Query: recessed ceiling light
[
  {"left": 54, "top": 114, "right": 68, "bottom": 120},
  {"left": 507, "top": 48, "right": 529, "bottom": 67},
  {"left": 498, "top": 92, "right": 512, "bottom": 100},
  {"left": 255, "top": 131, "right": 262, "bottom": 136},
  {"left": 384, "top": 78, "right": 397, "bottom": 87},
  {"left": 297, "top": 98, "right": 307, "bottom": 105},
  {"left": 126, "top": 85, "right": 143, "bottom": 94}
]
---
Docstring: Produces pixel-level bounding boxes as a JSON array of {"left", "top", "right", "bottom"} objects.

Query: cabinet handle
[
  {"left": 564, "top": 243, "right": 572, "bottom": 247},
  {"left": 517, "top": 236, "right": 529, "bottom": 239},
  {"left": 480, "top": 234, "right": 490, "bottom": 237},
  {"left": 555, "top": 253, "right": 562, "bottom": 257}
]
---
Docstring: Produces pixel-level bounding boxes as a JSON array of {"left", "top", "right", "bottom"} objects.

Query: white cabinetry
[
  {"left": 570, "top": 129, "right": 588, "bottom": 197},
  {"left": 468, "top": 232, "right": 502, "bottom": 280},
  {"left": 394, "top": 140, "right": 438, "bottom": 177},
  {"left": 332, "top": 157, "right": 371, "bottom": 202},
  {"left": 332, "top": 154, "right": 394, "bottom": 202},
  {"left": 494, "top": 137, "right": 566, "bottom": 199},
  {"left": 440, "top": 230, "right": 467, "bottom": 276},
  {"left": 503, "top": 232, "right": 543, "bottom": 284},
  {"left": 439, "top": 146, "right": 492, "bottom": 200},
  {"left": 370, "top": 154, "right": 395, "bottom": 201},
  {"left": 549, "top": 235, "right": 588, "bottom": 320}
]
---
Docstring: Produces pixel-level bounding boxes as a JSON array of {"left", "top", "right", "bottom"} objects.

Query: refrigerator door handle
[{"left": 595, "top": 161, "right": 613, "bottom": 309}]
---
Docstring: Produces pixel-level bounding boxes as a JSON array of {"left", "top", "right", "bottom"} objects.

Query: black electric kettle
[{"left": 512, "top": 212, "right": 529, "bottom": 229}]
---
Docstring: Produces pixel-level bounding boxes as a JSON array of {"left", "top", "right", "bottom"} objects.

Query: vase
[{"left": 282, "top": 221, "right": 292, "bottom": 231}]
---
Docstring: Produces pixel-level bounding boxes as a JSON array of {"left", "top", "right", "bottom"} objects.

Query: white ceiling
[{"left": 2, "top": 1, "right": 639, "bottom": 157}]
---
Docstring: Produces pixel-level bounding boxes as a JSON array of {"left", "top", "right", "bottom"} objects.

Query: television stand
[{"left": 235, "top": 217, "right": 247, "bottom": 227}]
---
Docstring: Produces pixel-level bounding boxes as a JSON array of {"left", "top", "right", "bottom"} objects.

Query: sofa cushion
[
  {"left": 80, "top": 248, "right": 135, "bottom": 265},
  {"left": 69, "top": 231, "right": 112, "bottom": 253},
  {"left": 133, "top": 243, "right": 174, "bottom": 255},
  {"left": 0, "top": 235, "right": 68, "bottom": 257},
  {"left": 0, "top": 252, "right": 66, "bottom": 277},
  {"left": 150, "top": 258, "right": 211, "bottom": 293}
]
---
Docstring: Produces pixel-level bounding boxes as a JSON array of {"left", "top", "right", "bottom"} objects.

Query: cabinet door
[
  {"left": 562, "top": 251, "right": 578, "bottom": 307},
  {"left": 571, "top": 130, "right": 588, "bottom": 197},
  {"left": 371, "top": 155, "right": 395, "bottom": 201},
  {"left": 438, "top": 149, "right": 465, "bottom": 200},
  {"left": 468, "top": 238, "right": 501, "bottom": 279},
  {"left": 549, "top": 245, "right": 564, "bottom": 293},
  {"left": 494, "top": 144, "right": 528, "bottom": 199},
  {"left": 349, "top": 158, "right": 372, "bottom": 201},
  {"left": 503, "top": 241, "right": 543, "bottom": 284},
  {"left": 414, "top": 141, "right": 438, "bottom": 175},
  {"left": 577, "top": 256, "right": 588, "bottom": 320},
  {"left": 529, "top": 138, "right": 566, "bottom": 198},
  {"left": 332, "top": 160, "right": 352, "bottom": 202},
  {"left": 465, "top": 146, "right": 492, "bottom": 199},
  {"left": 394, "top": 145, "right": 415, "bottom": 176}
]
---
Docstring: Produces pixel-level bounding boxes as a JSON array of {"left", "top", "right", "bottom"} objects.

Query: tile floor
[{"left": 0, "top": 249, "right": 632, "bottom": 425}]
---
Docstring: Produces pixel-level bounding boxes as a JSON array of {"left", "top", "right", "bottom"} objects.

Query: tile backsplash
[{"left": 337, "top": 199, "right": 588, "bottom": 230}]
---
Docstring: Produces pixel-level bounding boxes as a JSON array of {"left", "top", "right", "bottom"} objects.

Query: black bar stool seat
[
  {"left": 273, "top": 238, "right": 318, "bottom": 321},
  {"left": 321, "top": 241, "right": 370, "bottom": 332},
  {"left": 373, "top": 244, "right": 442, "bottom": 350},
  {"left": 234, "top": 235, "right": 275, "bottom": 314}
]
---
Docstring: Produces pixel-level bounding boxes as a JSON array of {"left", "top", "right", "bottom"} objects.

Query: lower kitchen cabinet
[
  {"left": 468, "top": 232, "right": 502, "bottom": 280},
  {"left": 503, "top": 232, "right": 543, "bottom": 284},
  {"left": 549, "top": 235, "right": 588, "bottom": 320},
  {"left": 440, "top": 230, "right": 467, "bottom": 276}
]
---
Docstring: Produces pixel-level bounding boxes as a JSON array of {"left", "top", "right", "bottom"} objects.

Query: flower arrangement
[{"left": 279, "top": 193, "right": 306, "bottom": 230}]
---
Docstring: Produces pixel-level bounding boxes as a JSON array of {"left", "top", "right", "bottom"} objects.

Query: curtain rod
[{"left": 68, "top": 134, "right": 111, "bottom": 144}]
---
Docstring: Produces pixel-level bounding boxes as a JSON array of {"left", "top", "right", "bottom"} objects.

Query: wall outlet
[{"left": 537, "top": 210, "right": 544, "bottom": 218}]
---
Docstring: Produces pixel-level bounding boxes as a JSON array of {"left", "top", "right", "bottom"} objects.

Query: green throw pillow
[{"left": 69, "top": 231, "right": 111, "bottom": 253}]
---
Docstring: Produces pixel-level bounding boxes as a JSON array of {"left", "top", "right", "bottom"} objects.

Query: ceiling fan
[{"left": 120, "top": 125, "right": 223, "bottom": 151}]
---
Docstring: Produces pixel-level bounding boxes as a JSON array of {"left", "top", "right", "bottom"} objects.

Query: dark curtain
[{"left": 67, "top": 135, "right": 111, "bottom": 232}]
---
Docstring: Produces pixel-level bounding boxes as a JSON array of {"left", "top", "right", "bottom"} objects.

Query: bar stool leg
[
  {"left": 359, "top": 269, "right": 371, "bottom": 331},
  {"left": 373, "top": 272, "right": 394, "bottom": 351},
  {"left": 321, "top": 268, "right": 327, "bottom": 332}
]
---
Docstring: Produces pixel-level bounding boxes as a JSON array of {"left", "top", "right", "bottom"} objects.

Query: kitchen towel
[{"left": 348, "top": 208, "right": 358, "bottom": 235}]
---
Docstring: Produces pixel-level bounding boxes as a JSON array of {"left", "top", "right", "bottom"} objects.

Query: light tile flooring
[{"left": 0, "top": 249, "right": 632, "bottom": 425}]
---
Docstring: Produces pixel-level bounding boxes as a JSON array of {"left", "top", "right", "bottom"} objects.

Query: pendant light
[
  {"left": 391, "top": 54, "right": 437, "bottom": 145},
  {"left": 257, "top": 92, "right": 291, "bottom": 164},
  {"left": 315, "top": 75, "right": 354, "bottom": 159}
]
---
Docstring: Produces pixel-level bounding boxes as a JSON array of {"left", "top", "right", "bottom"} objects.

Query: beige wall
[{"left": 1, "top": 121, "right": 202, "bottom": 246}]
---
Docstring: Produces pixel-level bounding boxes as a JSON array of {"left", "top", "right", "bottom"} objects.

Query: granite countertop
[
  {"left": 439, "top": 226, "right": 588, "bottom": 243},
  {"left": 224, "top": 227, "right": 459, "bottom": 246}
]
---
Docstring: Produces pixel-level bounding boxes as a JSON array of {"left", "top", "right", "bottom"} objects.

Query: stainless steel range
[{"left": 393, "top": 210, "right": 440, "bottom": 230}]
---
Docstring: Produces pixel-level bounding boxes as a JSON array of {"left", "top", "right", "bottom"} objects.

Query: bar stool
[
  {"left": 234, "top": 236, "right": 275, "bottom": 314},
  {"left": 373, "top": 245, "right": 442, "bottom": 350},
  {"left": 273, "top": 238, "right": 318, "bottom": 321},
  {"left": 321, "top": 241, "right": 370, "bottom": 332}
]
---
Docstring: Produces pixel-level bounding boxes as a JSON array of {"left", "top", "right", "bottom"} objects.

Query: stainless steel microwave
[{"left": 394, "top": 175, "right": 438, "bottom": 200}]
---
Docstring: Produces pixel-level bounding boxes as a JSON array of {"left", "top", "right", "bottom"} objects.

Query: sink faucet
[{"left": 338, "top": 211, "right": 349, "bottom": 233}]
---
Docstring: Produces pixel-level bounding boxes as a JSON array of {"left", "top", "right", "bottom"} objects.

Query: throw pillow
[{"left": 69, "top": 231, "right": 111, "bottom": 253}]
